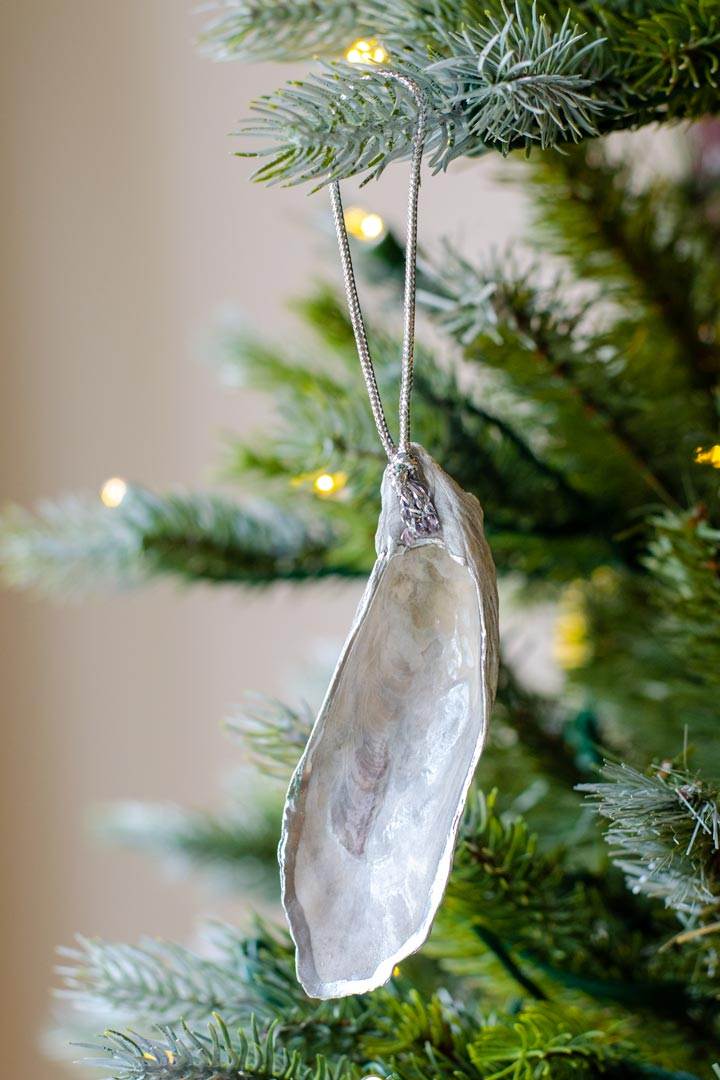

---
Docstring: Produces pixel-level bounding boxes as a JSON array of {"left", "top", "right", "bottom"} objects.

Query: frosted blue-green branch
[
  {"left": 226, "top": 0, "right": 720, "bottom": 186},
  {"left": 60, "top": 922, "right": 377, "bottom": 1056},
  {"left": 239, "top": 4, "right": 605, "bottom": 186},
  {"left": 579, "top": 762, "right": 720, "bottom": 920},
  {"left": 199, "top": 1, "right": 365, "bottom": 62},
  {"left": 0, "top": 488, "right": 360, "bottom": 595},
  {"left": 77, "top": 1019, "right": 352, "bottom": 1080}
]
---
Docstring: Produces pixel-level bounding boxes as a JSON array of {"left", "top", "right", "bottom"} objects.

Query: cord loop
[{"left": 329, "top": 70, "right": 428, "bottom": 461}]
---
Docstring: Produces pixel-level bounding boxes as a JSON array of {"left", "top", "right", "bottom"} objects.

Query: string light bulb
[
  {"left": 553, "top": 582, "right": 590, "bottom": 671},
  {"left": 313, "top": 471, "right": 347, "bottom": 497},
  {"left": 291, "top": 470, "right": 348, "bottom": 498},
  {"left": 100, "top": 477, "right": 128, "bottom": 508},
  {"left": 343, "top": 206, "right": 385, "bottom": 243},
  {"left": 694, "top": 444, "right": 720, "bottom": 469},
  {"left": 345, "top": 38, "right": 387, "bottom": 64}
]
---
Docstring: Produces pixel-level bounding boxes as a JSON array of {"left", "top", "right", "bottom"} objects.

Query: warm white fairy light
[
  {"left": 694, "top": 443, "right": 720, "bottom": 469},
  {"left": 290, "top": 469, "right": 348, "bottom": 498},
  {"left": 314, "top": 473, "right": 336, "bottom": 494},
  {"left": 99, "top": 477, "right": 128, "bottom": 508},
  {"left": 313, "top": 471, "right": 347, "bottom": 497},
  {"left": 343, "top": 206, "right": 386, "bottom": 243},
  {"left": 345, "top": 38, "right": 387, "bottom": 64}
]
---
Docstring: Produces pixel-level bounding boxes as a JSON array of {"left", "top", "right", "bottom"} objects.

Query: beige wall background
[{"left": 0, "top": 4, "right": 537, "bottom": 1076}]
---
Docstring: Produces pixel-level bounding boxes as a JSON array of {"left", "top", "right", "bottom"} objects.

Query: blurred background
[{"left": 0, "top": 3, "right": 538, "bottom": 1076}]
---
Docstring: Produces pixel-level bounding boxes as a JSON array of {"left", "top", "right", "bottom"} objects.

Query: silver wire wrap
[{"left": 329, "top": 69, "right": 428, "bottom": 461}]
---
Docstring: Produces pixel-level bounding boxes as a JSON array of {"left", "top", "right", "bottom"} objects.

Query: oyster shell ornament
[
  {"left": 280, "top": 448, "right": 499, "bottom": 998},
  {"left": 279, "top": 72, "right": 499, "bottom": 999}
]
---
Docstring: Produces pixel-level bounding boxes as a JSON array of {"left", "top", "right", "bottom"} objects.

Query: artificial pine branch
[
  {"left": 494, "top": 663, "right": 603, "bottom": 787},
  {"left": 580, "top": 761, "right": 720, "bottom": 920},
  {"left": 431, "top": 791, "right": 720, "bottom": 1034},
  {"left": 646, "top": 509, "right": 720, "bottom": 689},
  {"left": 428, "top": 8, "right": 604, "bottom": 149},
  {"left": 221, "top": 290, "right": 621, "bottom": 581},
  {"left": 15, "top": 239, "right": 700, "bottom": 596},
  {"left": 466, "top": 1003, "right": 630, "bottom": 1078},
  {"left": 238, "top": 4, "right": 605, "bottom": 186},
  {"left": 495, "top": 284, "right": 681, "bottom": 512},
  {"left": 58, "top": 936, "right": 252, "bottom": 1027},
  {"left": 465, "top": 1002, "right": 707, "bottom": 1080},
  {"left": 0, "top": 489, "right": 360, "bottom": 595},
  {"left": 65, "top": 925, "right": 706, "bottom": 1080},
  {"left": 417, "top": 247, "right": 688, "bottom": 513},
  {"left": 239, "top": 61, "right": 461, "bottom": 188},
  {"left": 63, "top": 884, "right": 715, "bottom": 1077},
  {"left": 230, "top": 1, "right": 720, "bottom": 185},
  {"left": 525, "top": 145, "right": 720, "bottom": 401},
  {"left": 78, "top": 1019, "right": 351, "bottom": 1080},
  {"left": 367, "top": 140, "right": 720, "bottom": 519},
  {"left": 361, "top": 993, "right": 684, "bottom": 1080},
  {"left": 601, "top": 1, "right": 720, "bottom": 116},
  {"left": 78, "top": 1014, "right": 706, "bottom": 1080},
  {"left": 556, "top": 518, "right": 720, "bottom": 759},
  {"left": 199, "top": 2, "right": 365, "bottom": 62},
  {"left": 202, "top": 924, "right": 380, "bottom": 1057},
  {"left": 61, "top": 922, "right": 378, "bottom": 1059}
]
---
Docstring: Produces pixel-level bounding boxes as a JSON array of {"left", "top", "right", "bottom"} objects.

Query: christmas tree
[{"left": 3, "top": 1, "right": 720, "bottom": 1076}]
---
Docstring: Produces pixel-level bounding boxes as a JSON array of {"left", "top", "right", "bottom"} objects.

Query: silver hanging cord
[{"left": 329, "top": 70, "right": 428, "bottom": 462}]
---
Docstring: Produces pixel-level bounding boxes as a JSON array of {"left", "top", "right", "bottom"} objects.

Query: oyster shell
[{"left": 280, "top": 445, "right": 499, "bottom": 999}]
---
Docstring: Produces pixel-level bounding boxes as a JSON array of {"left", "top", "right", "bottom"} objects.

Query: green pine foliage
[
  {"left": 58, "top": 934, "right": 251, "bottom": 1027},
  {"left": 4, "top": 6, "right": 720, "bottom": 1079},
  {"left": 199, "top": 2, "right": 363, "bottom": 62},
  {"left": 57, "top": 796, "right": 720, "bottom": 1074},
  {"left": 78, "top": 1019, "right": 354, "bottom": 1080},
  {"left": 0, "top": 488, "right": 360, "bottom": 594},
  {"left": 365, "top": 139, "right": 720, "bottom": 770},
  {"left": 581, "top": 762, "right": 720, "bottom": 921},
  {"left": 465, "top": 1005, "right": 631, "bottom": 1079},
  {"left": 238, "top": 4, "right": 605, "bottom": 186},
  {"left": 227, "top": 0, "right": 720, "bottom": 184},
  {"left": 7, "top": 132, "right": 720, "bottom": 1073},
  {"left": 430, "top": 792, "right": 720, "bottom": 1026},
  {"left": 647, "top": 510, "right": 720, "bottom": 690}
]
